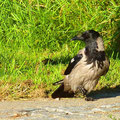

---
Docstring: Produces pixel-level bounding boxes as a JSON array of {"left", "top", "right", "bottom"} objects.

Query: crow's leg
[
  {"left": 76, "top": 86, "right": 87, "bottom": 95},
  {"left": 74, "top": 85, "right": 87, "bottom": 98},
  {"left": 75, "top": 86, "right": 94, "bottom": 101}
]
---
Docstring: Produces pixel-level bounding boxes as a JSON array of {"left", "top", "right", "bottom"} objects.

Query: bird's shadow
[
  {"left": 87, "top": 85, "right": 120, "bottom": 100},
  {"left": 51, "top": 86, "right": 120, "bottom": 100}
]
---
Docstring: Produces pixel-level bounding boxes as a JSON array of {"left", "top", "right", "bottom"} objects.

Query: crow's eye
[{"left": 82, "top": 33, "right": 90, "bottom": 39}]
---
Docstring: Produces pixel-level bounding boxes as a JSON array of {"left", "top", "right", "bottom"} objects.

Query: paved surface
[
  {"left": 0, "top": 90, "right": 120, "bottom": 120},
  {"left": 0, "top": 97, "right": 120, "bottom": 120}
]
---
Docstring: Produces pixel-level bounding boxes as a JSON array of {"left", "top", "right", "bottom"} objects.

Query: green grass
[
  {"left": 108, "top": 114, "right": 120, "bottom": 120},
  {"left": 0, "top": 0, "right": 120, "bottom": 100}
]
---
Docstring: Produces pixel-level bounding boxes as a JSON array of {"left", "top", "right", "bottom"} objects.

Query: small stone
[
  {"left": 66, "top": 113, "right": 69, "bottom": 115},
  {"left": 55, "top": 98, "right": 60, "bottom": 101}
]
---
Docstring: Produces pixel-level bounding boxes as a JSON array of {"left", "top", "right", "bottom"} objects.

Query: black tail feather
[
  {"left": 52, "top": 79, "right": 63, "bottom": 86},
  {"left": 52, "top": 84, "right": 74, "bottom": 98}
]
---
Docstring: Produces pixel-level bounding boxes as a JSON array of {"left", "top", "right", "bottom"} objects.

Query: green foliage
[{"left": 0, "top": 0, "right": 120, "bottom": 99}]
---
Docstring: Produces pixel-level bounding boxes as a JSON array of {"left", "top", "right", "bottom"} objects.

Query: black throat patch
[{"left": 85, "top": 42, "right": 105, "bottom": 69}]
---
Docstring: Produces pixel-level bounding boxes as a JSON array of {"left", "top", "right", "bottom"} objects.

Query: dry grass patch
[{"left": 0, "top": 80, "right": 47, "bottom": 101}]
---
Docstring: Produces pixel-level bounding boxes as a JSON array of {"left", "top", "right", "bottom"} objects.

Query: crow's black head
[{"left": 71, "top": 30, "right": 100, "bottom": 43}]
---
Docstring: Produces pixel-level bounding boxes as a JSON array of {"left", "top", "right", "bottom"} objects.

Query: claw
[{"left": 85, "top": 97, "right": 95, "bottom": 101}]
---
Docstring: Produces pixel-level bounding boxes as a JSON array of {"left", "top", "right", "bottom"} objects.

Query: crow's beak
[{"left": 71, "top": 35, "right": 84, "bottom": 41}]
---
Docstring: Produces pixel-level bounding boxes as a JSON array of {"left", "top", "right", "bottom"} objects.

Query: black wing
[{"left": 64, "top": 54, "right": 83, "bottom": 75}]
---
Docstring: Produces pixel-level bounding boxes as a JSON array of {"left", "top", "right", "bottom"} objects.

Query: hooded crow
[{"left": 52, "top": 30, "right": 110, "bottom": 101}]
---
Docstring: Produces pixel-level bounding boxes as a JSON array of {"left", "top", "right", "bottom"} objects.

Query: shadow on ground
[
  {"left": 51, "top": 85, "right": 120, "bottom": 100},
  {"left": 87, "top": 85, "right": 120, "bottom": 100}
]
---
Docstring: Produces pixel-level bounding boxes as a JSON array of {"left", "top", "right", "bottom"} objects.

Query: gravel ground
[{"left": 0, "top": 91, "right": 120, "bottom": 120}]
